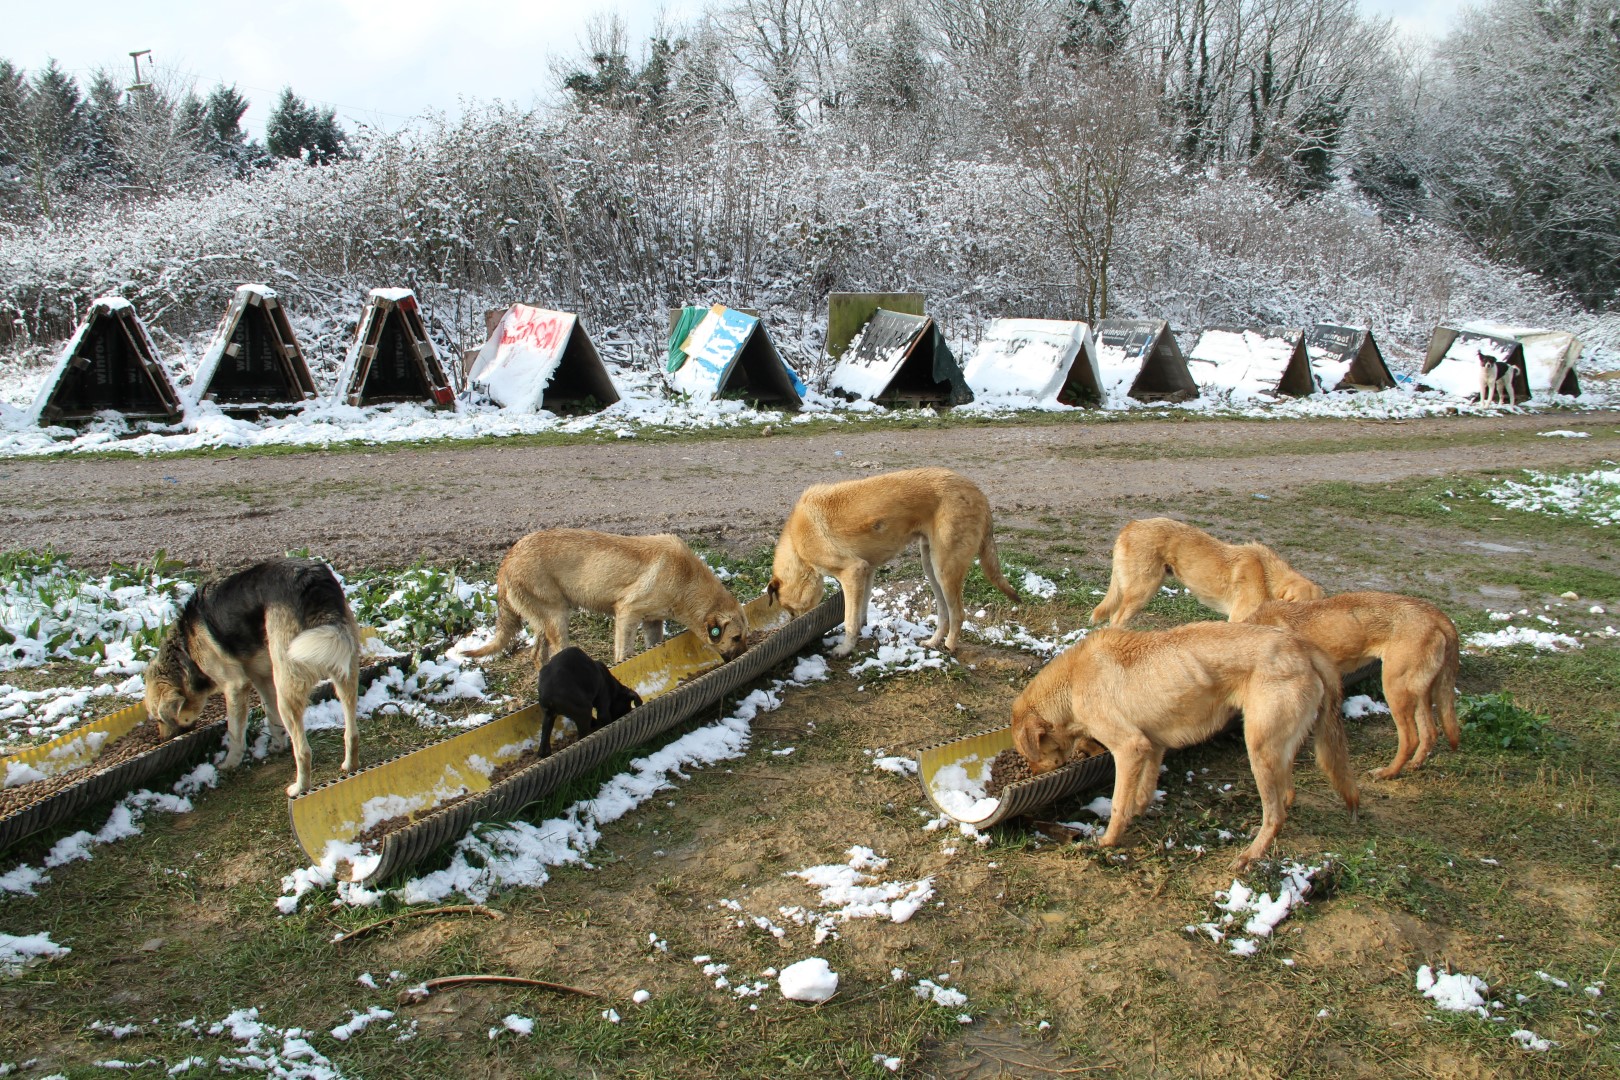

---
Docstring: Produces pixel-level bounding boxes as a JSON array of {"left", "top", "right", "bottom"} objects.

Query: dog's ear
[
  {"left": 1011, "top": 705, "right": 1050, "bottom": 763},
  {"left": 767, "top": 578, "right": 781, "bottom": 605}
]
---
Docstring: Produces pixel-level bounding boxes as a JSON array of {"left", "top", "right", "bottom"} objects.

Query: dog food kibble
[
  {"left": 985, "top": 749, "right": 1034, "bottom": 798},
  {"left": 0, "top": 720, "right": 170, "bottom": 819}
]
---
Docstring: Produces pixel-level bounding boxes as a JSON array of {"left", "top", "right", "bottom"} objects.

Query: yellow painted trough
[{"left": 289, "top": 592, "right": 843, "bottom": 885}]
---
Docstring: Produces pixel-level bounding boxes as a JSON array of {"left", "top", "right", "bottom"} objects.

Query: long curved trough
[
  {"left": 0, "top": 703, "right": 223, "bottom": 851},
  {"left": 289, "top": 592, "right": 844, "bottom": 886}
]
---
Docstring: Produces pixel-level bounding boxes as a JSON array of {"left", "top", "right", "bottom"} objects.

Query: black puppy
[{"left": 536, "top": 646, "right": 642, "bottom": 758}]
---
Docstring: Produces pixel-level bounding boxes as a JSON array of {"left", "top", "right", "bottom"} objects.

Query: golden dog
[
  {"left": 767, "top": 467, "right": 1018, "bottom": 657},
  {"left": 1090, "top": 517, "right": 1323, "bottom": 627},
  {"left": 1012, "top": 622, "right": 1359, "bottom": 871},
  {"left": 1243, "top": 592, "right": 1460, "bottom": 779},
  {"left": 463, "top": 529, "right": 749, "bottom": 667}
]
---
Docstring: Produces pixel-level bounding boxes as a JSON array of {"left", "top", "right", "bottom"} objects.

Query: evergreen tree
[
  {"left": 266, "top": 87, "right": 347, "bottom": 164},
  {"left": 24, "top": 59, "right": 88, "bottom": 213},
  {"left": 80, "top": 68, "right": 126, "bottom": 182}
]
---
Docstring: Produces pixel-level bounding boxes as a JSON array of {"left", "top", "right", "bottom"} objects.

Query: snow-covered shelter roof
[
  {"left": 1095, "top": 319, "right": 1200, "bottom": 404},
  {"left": 1425, "top": 322, "right": 1581, "bottom": 397},
  {"left": 191, "top": 284, "right": 316, "bottom": 415},
  {"left": 1305, "top": 324, "right": 1396, "bottom": 392},
  {"left": 1186, "top": 326, "right": 1316, "bottom": 398},
  {"left": 1418, "top": 327, "right": 1531, "bottom": 401},
  {"left": 31, "top": 296, "right": 185, "bottom": 426},
  {"left": 828, "top": 309, "right": 972, "bottom": 407},
  {"left": 825, "top": 292, "right": 925, "bottom": 360},
  {"left": 334, "top": 288, "right": 455, "bottom": 408},
  {"left": 962, "top": 318, "right": 1102, "bottom": 407},
  {"left": 668, "top": 304, "right": 804, "bottom": 410},
  {"left": 467, "top": 304, "right": 620, "bottom": 414}
]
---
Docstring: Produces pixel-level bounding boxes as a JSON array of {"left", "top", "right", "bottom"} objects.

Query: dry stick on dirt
[
  {"left": 398, "top": 974, "right": 603, "bottom": 1004},
  {"left": 329, "top": 904, "right": 503, "bottom": 945}
]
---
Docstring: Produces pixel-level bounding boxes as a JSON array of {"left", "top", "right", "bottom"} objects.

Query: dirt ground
[{"left": 2, "top": 411, "right": 1617, "bottom": 571}]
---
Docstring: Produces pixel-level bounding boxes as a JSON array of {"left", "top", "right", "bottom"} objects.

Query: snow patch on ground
[{"left": 1188, "top": 861, "right": 1326, "bottom": 956}]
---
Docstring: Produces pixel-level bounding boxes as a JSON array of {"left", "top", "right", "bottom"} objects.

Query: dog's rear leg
[
  {"left": 1234, "top": 749, "right": 1291, "bottom": 872},
  {"left": 278, "top": 686, "right": 315, "bottom": 797},
  {"left": 1370, "top": 681, "right": 1419, "bottom": 780},
  {"left": 335, "top": 661, "right": 360, "bottom": 774},
  {"left": 918, "top": 538, "right": 950, "bottom": 648},
  {"left": 250, "top": 675, "right": 290, "bottom": 754}
]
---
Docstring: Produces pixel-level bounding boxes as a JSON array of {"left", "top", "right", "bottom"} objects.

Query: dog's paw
[
  {"left": 830, "top": 640, "right": 856, "bottom": 658},
  {"left": 341, "top": 756, "right": 356, "bottom": 773},
  {"left": 222, "top": 750, "right": 244, "bottom": 770},
  {"left": 286, "top": 779, "right": 308, "bottom": 798},
  {"left": 1367, "top": 765, "right": 1403, "bottom": 781}
]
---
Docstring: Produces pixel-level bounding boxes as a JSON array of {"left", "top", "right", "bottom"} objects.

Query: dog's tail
[
  {"left": 1436, "top": 620, "right": 1462, "bottom": 750},
  {"left": 1308, "top": 647, "right": 1360, "bottom": 819},
  {"left": 286, "top": 622, "right": 360, "bottom": 682},
  {"left": 460, "top": 593, "right": 522, "bottom": 659},
  {"left": 978, "top": 530, "right": 1019, "bottom": 603}
]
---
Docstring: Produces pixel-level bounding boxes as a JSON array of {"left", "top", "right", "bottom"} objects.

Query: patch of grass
[{"left": 1459, "top": 692, "right": 1555, "bottom": 751}]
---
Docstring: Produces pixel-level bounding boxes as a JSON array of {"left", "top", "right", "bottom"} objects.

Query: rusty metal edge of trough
[
  {"left": 911, "top": 659, "right": 1385, "bottom": 831},
  {"left": 0, "top": 650, "right": 416, "bottom": 854},
  {"left": 350, "top": 593, "right": 845, "bottom": 886},
  {"left": 914, "top": 726, "right": 1115, "bottom": 830}
]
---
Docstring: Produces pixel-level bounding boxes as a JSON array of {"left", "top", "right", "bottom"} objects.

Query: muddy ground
[{"left": 2, "top": 411, "right": 1617, "bottom": 572}]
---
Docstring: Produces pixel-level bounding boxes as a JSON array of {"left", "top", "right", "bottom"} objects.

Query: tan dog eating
[
  {"left": 767, "top": 467, "right": 1018, "bottom": 657},
  {"left": 463, "top": 529, "right": 749, "bottom": 667},
  {"left": 1242, "top": 592, "right": 1460, "bottom": 779},
  {"left": 1090, "top": 517, "right": 1323, "bottom": 627},
  {"left": 1012, "top": 622, "right": 1360, "bottom": 870}
]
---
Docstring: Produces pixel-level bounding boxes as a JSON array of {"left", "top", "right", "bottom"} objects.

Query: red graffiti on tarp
[{"left": 498, "top": 307, "right": 570, "bottom": 356}]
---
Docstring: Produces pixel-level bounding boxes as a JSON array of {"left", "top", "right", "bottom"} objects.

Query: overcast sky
[{"left": 7, "top": 0, "right": 1468, "bottom": 140}]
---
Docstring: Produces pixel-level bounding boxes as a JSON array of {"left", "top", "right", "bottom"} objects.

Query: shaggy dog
[
  {"left": 463, "top": 529, "right": 749, "bottom": 667},
  {"left": 144, "top": 558, "right": 361, "bottom": 797},
  {"left": 1243, "top": 591, "right": 1460, "bottom": 779},
  {"left": 534, "top": 646, "right": 642, "bottom": 758},
  {"left": 1012, "top": 622, "right": 1359, "bottom": 871},
  {"left": 1090, "top": 517, "right": 1323, "bottom": 628},
  {"left": 767, "top": 467, "right": 1018, "bottom": 656}
]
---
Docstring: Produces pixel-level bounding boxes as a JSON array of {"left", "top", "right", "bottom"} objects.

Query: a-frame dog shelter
[
  {"left": 961, "top": 318, "right": 1103, "bottom": 407},
  {"left": 467, "top": 304, "right": 620, "bottom": 414},
  {"left": 1095, "top": 319, "right": 1200, "bottom": 403},
  {"left": 190, "top": 284, "right": 317, "bottom": 416},
  {"left": 1305, "top": 324, "right": 1396, "bottom": 391},
  {"left": 334, "top": 288, "right": 455, "bottom": 408},
  {"left": 1419, "top": 326, "right": 1532, "bottom": 401},
  {"left": 1186, "top": 326, "right": 1317, "bottom": 398},
  {"left": 31, "top": 296, "right": 185, "bottom": 426},
  {"left": 827, "top": 308, "right": 973, "bottom": 407},
  {"left": 667, "top": 304, "right": 804, "bottom": 409},
  {"left": 1425, "top": 322, "right": 1580, "bottom": 398}
]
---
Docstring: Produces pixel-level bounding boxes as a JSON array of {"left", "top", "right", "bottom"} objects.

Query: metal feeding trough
[
  {"left": 289, "top": 592, "right": 844, "bottom": 885},
  {"left": 915, "top": 726, "right": 1114, "bottom": 830}
]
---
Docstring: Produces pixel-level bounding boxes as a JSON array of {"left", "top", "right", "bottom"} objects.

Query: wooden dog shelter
[
  {"left": 1419, "top": 326, "right": 1532, "bottom": 401},
  {"left": 466, "top": 304, "right": 620, "bottom": 414},
  {"left": 827, "top": 308, "right": 973, "bottom": 407},
  {"left": 1186, "top": 326, "right": 1317, "bottom": 398},
  {"left": 667, "top": 304, "right": 804, "bottom": 409},
  {"left": 1095, "top": 319, "right": 1200, "bottom": 403},
  {"left": 961, "top": 318, "right": 1103, "bottom": 407},
  {"left": 1305, "top": 324, "right": 1396, "bottom": 391},
  {"left": 190, "top": 284, "right": 317, "bottom": 415},
  {"left": 334, "top": 288, "right": 455, "bottom": 407},
  {"left": 31, "top": 296, "right": 185, "bottom": 426},
  {"left": 1425, "top": 322, "right": 1580, "bottom": 398}
]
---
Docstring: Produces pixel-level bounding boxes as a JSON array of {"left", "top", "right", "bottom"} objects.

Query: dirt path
[{"left": 3, "top": 411, "right": 1616, "bottom": 570}]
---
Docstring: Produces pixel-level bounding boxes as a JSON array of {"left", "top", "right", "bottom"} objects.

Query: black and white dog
[
  {"left": 144, "top": 558, "right": 361, "bottom": 797},
  {"left": 535, "top": 646, "right": 642, "bottom": 758}
]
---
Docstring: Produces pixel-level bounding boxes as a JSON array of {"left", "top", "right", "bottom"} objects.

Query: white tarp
[
  {"left": 1187, "top": 328, "right": 1314, "bottom": 398},
  {"left": 467, "top": 305, "right": 578, "bottom": 412},
  {"left": 963, "top": 318, "right": 1100, "bottom": 407}
]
